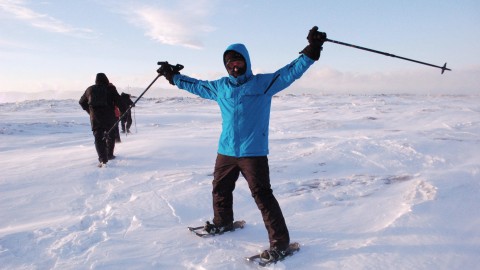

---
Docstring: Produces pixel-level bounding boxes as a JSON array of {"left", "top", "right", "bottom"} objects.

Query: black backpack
[{"left": 89, "top": 85, "right": 109, "bottom": 107}]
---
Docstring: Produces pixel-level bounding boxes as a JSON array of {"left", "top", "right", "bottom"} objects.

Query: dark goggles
[{"left": 225, "top": 58, "right": 245, "bottom": 70}]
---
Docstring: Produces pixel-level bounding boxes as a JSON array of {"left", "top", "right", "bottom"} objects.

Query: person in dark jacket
[
  {"left": 79, "top": 73, "right": 126, "bottom": 167},
  {"left": 119, "top": 92, "right": 134, "bottom": 133},
  {"left": 159, "top": 27, "right": 326, "bottom": 262}
]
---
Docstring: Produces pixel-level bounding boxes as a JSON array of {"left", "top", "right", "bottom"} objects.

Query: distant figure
[
  {"left": 159, "top": 26, "right": 326, "bottom": 263},
  {"left": 79, "top": 73, "right": 125, "bottom": 167},
  {"left": 120, "top": 92, "right": 134, "bottom": 133}
]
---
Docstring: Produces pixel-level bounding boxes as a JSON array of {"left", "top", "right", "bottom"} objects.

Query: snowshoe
[
  {"left": 246, "top": 242, "right": 300, "bottom": 267},
  {"left": 188, "top": 220, "right": 246, "bottom": 237}
]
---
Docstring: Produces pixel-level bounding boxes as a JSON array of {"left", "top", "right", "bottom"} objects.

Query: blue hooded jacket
[{"left": 173, "top": 43, "right": 315, "bottom": 157}]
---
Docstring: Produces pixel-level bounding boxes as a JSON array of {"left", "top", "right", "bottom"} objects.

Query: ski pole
[
  {"left": 104, "top": 73, "right": 161, "bottom": 140},
  {"left": 104, "top": 62, "right": 184, "bottom": 140},
  {"left": 325, "top": 38, "right": 451, "bottom": 74}
]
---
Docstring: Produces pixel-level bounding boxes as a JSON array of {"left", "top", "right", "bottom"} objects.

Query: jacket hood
[
  {"left": 223, "top": 43, "right": 253, "bottom": 85},
  {"left": 95, "top": 73, "right": 109, "bottom": 85}
]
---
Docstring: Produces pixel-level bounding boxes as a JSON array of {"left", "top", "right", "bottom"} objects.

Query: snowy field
[{"left": 0, "top": 94, "right": 479, "bottom": 270}]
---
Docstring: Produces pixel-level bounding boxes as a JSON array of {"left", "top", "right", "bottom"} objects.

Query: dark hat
[{"left": 95, "top": 73, "right": 109, "bottom": 85}]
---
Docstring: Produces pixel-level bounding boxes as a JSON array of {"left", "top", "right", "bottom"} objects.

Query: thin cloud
[
  {"left": 0, "top": 38, "right": 29, "bottom": 49},
  {"left": 298, "top": 66, "right": 480, "bottom": 95},
  {"left": 0, "top": 0, "right": 94, "bottom": 38},
  {"left": 129, "top": 1, "right": 217, "bottom": 49}
]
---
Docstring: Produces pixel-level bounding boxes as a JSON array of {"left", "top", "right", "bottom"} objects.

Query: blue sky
[{"left": 0, "top": 0, "right": 479, "bottom": 98}]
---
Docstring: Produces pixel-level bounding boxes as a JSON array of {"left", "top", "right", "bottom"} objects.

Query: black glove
[
  {"left": 300, "top": 26, "right": 327, "bottom": 61},
  {"left": 307, "top": 26, "right": 327, "bottom": 47},
  {"left": 157, "top": 65, "right": 180, "bottom": 85}
]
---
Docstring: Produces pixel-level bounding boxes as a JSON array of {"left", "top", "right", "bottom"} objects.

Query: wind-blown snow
[{"left": 1, "top": 94, "right": 479, "bottom": 269}]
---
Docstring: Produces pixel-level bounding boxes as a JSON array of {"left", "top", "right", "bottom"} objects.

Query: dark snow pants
[
  {"left": 93, "top": 128, "right": 115, "bottom": 163},
  {"left": 212, "top": 154, "right": 290, "bottom": 250}
]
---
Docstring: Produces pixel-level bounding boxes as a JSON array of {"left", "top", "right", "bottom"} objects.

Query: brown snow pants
[{"left": 212, "top": 154, "right": 290, "bottom": 250}]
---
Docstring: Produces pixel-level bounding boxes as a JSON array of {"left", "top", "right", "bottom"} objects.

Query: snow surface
[{"left": 1, "top": 94, "right": 479, "bottom": 270}]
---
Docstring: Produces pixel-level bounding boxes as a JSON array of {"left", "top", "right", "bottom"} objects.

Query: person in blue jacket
[{"left": 160, "top": 26, "right": 326, "bottom": 262}]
